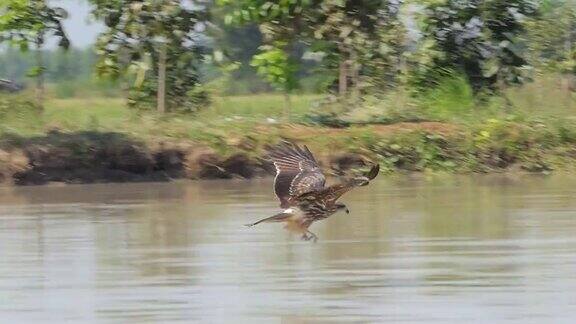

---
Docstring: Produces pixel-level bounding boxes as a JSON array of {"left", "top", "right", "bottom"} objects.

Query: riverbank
[
  {"left": 0, "top": 126, "right": 381, "bottom": 185},
  {"left": 1, "top": 118, "right": 576, "bottom": 185},
  {"left": 1, "top": 92, "right": 576, "bottom": 185}
]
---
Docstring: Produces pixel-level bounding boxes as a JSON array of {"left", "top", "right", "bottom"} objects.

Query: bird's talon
[{"left": 302, "top": 231, "right": 318, "bottom": 243}]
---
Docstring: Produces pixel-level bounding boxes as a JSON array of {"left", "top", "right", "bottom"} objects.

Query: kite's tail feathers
[{"left": 245, "top": 212, "right": 291, "bottom": 227}]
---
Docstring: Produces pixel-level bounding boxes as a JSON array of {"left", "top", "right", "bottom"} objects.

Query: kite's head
[
  {"left": 350, "top": 176, "right": 370, "bottom": 187},
  {"left": 349, "top": 164, "right": 380, "bottom": 187},
  {"left": 335, "top": 202, "right": 350, "bottom": 214}
]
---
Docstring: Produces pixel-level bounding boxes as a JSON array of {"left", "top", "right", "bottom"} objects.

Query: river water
[{"left": 0, "top": 175, "right": 575, "bottom": 323}]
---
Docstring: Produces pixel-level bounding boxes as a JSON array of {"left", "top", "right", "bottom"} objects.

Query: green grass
[
  {"left": 2, "top": 74, "right": 573, "bottom": 137},
  {"left": 1, "top": 74, "right": 575, "bottom": 139},
  {"left": 44, "top": 98, "right": 130, "bottom": 131},
  {"left": 1, "top": 75, "right": 573, "bottom": 143},
  {"left": 419, "top": 74, "right": 476, "bottom": 120},
  {"left": 506, "top": 74, "right": 576, "bottom": 119},
  {"left": 1, "top": 94, "right": 313, "bottom": 158},
  {"left": 204, "top": 94, "right": 320, "bottom": 120},
  {"left": 22, "top": 94, "right": 321, "bottom": 146}
]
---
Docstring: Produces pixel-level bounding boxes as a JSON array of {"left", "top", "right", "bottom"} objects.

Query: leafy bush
[
  {"left": 0, "top": 94, "right": 43, "bottom": 134},
  {"left": 0, "top": 95, "right": 41, "bottom": 120},
  {"left": 417, "top": 74, "right": 475, "bottom": 120},
  {"left": 368, "top": 132, "right": 462, "bottom": 172},
  {"left": 303, "top": 112, "right": 351, "bottom": 128},
  {"left": 342, "top": 92, "right": 428, "bottom": 125}
]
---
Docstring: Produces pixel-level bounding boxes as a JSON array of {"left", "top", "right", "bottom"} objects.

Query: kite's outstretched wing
[{"left": 268, "top": 142, "right": 326, "bottom": 208}]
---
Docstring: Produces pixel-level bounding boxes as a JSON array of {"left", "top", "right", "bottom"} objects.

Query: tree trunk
[
  {"left": 397, "top": 56, "right": 408, "bottom": 110},
  {"left": 283, "top": 91, "right": 291, "bottom": 123},
  {"left": 564, "top": 24, "right": 574, "bottom": 111},
  {"left": 501, "top": 89, "right": 514, "bottom": 113},
  {"left": 561, "top": 74, "right": 575, "bottom": 110},
  {"left": 350, "top": 51, "right": 360, "bottom": 102},
  {"left": 119, "top": 49, "right": 131, "bottom": 105},
  {"left": 338, "top": 55, "right": 348, "bottom": 97},
  {"left": 35, "top": 39, "right": 45, "bottom": 109},
  {"left": 157, "top": 44, "right": 167, "bottom": 114}
]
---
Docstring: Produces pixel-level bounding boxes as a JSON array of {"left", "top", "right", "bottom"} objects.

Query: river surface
[{"left": 0, "top": 175, "right": 575, "bottom": 323}]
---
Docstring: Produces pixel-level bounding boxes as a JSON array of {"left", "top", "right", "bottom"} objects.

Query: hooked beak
[
  {"left": 358, "top": 177, "right": 370, "bottom": 186},
  {"left": 357, "top": 164, "right": 379, "bottom": 186}
]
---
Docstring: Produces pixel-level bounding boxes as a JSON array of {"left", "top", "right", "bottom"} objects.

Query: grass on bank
[
  {"left": 11, "top": 73, "right": 576, "bottom": 138},
  {"left": 0, "top": 93, "right": 320, "bottom": 136},
  {"left": 1, "top": 74, "right": 576, "bottom": 174}
]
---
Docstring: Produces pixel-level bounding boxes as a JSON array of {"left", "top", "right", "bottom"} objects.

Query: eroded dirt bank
[{"left": 0, "top": 130, "right": 370, "bottom": 185}]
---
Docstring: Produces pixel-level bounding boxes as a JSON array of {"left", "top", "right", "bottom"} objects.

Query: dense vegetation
[{"left": 0, "top": 0, "right": 575, "bottom": 183}]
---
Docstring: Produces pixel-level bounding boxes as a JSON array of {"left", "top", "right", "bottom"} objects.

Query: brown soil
[{"left": 0, "top": 129, "right": 377, "bottom": 186}]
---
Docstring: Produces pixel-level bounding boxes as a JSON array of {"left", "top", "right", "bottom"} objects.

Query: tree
[
  {"left": 251, "top": 43, "right": 298, "bottom": 120},
  {"left": 525, "top": 0, "right": 576, "bottom": 81},
  {"left": 217, "top": 0, "right": 311, "bottom": 119},
  {"left": 90, "top": 0, "right": 208, "bottom": 113},
  {"left": 207, "top": 5, "right": 271, "bottom": 94},
  {"left": 309, "top": 0, "right": 406, "bottom": 98},
  {"left": 0, "top": 0, "right": 70, "bottom": 107},
  {"left": 217, "top": 0, "right": 406, "bottom": 103},
  {"left": 419, "top": 0, "right": 539, "bottom": 94}
]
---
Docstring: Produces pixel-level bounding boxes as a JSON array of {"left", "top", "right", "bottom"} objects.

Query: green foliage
[
  {"left": 216, "top": 0, "right": 311, "bottom": 27},
  {"left": 0, "top": 0, "right": 70, "bottom": 50},
  {"left": 369, "top": 132, "right": 461, "bottom": 172},
  {"left": 217, "top": 0, "right": 406, "bottom": 98},
  {"left": 418, "top": 0, "right": 539, "bottom": 93},
  {"left": 251, "top": 44, "right": 298, "bottom": 92},
  {"left": 337, "top": 92, "right": 428, "bottom": 125}
]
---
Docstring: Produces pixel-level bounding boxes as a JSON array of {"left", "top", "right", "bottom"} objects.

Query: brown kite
[{"left": 246, "top": 142, "right": 379, "bottom": 242}]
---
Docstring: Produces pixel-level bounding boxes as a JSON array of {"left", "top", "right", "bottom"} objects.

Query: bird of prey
[{"left": 246, "top": 142, "right": 380, "bottom": 242}]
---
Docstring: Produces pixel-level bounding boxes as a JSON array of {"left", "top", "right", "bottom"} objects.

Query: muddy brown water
[{"left": 0, "top": 175, "right": 575, "bottom": 323}]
